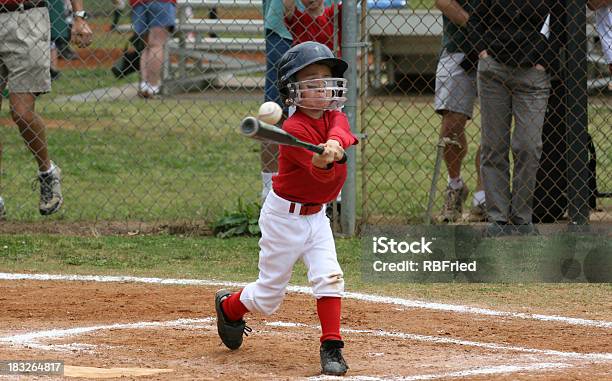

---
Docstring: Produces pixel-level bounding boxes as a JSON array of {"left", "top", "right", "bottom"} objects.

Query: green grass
[
  {"left": 50, "top": 68, "right": 134, "bottom": 96},
  {"left": 3, "top": 6, "right": 612, "bottom": 226},
  {"left": 361, "top": 97, "right": 612, "bottom": 223},
  {"left": 1, "top": 78, "right": 610, "bottom": 225},
  {"left": 1, "top": 94, "right": 263, "bottom": 222},
  {"left": 0, "top": 233, "right": 610, "bottom": 317}
]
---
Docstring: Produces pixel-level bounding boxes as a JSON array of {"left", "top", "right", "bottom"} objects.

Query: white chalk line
[
  {"left": 1, "top": 317, "right": 609, "bottom": 380},
  {"left": 0, "top": 318, "right": 214, "bottom": 352},
  {"left": 307, "top": 362, "right": 574, "bottom": 381},
  {"left": 2, "top": 317, "right": 610, "bottom": 363},
  {"left": 267, "top": 321, "right": 612, "bottom": 362},
  {"left": 1, "top": 272, "right": 610, "bottom": 329}
]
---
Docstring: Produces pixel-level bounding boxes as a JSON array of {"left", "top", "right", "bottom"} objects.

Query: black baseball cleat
[
  {"left": 215, "top": 289, "right": 251, "bottom": 350},
  {"left": 320, "top": 340, "right": 349, "bottom": 376}
]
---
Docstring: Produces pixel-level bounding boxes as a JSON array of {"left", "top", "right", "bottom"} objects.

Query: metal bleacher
[
  {"left": 116, "top": 0, "right": 266, "bottom": 94},
  {"left": 164, "top": 0, "right": 265, "bottom": 94}
]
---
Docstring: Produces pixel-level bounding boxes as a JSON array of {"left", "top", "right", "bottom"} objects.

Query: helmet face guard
[
  {"left": 286, "top": 78, "right": 348, "bottom": 110},
  {"left": 277, "top": 42, "right": 349, "bottom": 108}
]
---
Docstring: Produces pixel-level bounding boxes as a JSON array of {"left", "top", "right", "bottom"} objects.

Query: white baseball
[{"left": 258, "top": 101, "right": 283, "bottom": 125}]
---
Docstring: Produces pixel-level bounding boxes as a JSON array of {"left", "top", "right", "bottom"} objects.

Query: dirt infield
[
  {"left": 0, "top": 220, "right": 212, "bottom": 237},
  {"left": 0, "top": 277, "right": 610, "bottom": 380}
]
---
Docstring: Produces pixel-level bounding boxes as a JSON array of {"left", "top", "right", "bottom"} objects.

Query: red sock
[
  {"left": 317, "top": 297, "right": 342, "bottom": 343},
  {"left": 221, "top": 289, "right": 249, "bottom": 322}
]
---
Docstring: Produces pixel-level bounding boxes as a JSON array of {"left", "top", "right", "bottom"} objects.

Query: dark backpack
[
  {"left": 111, "top": 33, "right": 145, "bottom": 79},
  {"left": 533, "top": 82, "right": 604, "bottom": 223}
]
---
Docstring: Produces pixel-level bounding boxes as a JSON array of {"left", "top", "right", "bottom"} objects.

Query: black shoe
[
  {"left": 111, "top": 51, "right": 140, "bottom": 79},
  {"left": 215, "top": 289, "right": 251, "bottom": 350},
  {"left": 320, "top": 340, "right": 349, "bottom": 376}
]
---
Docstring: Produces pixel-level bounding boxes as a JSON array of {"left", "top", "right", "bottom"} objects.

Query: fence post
[
  {"left": 340, "top": 0, "right": 359, "bottom": 236},
  {"left": 565, "top": 0, "right": 590, "bottom": 227}
]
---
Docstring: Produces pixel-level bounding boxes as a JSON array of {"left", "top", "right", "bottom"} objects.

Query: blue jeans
[
  {"left": 265, "top": 29, "right": 292, "bottom": 105},
  {"left": 132, "top": 1, "right": 176, "bottom": 36}
]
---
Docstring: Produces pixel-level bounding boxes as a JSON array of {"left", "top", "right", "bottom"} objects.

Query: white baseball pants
[{"left": 240, "top": 190, "right": 344, "bottom": 316}]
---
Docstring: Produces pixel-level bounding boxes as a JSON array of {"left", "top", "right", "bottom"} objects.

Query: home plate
[{"left": 64, "top": 365, "right": 173, "bottom": 378}]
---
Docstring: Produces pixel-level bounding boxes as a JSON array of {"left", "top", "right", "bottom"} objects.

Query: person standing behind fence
[
  {"left": 433, "top": 0, "right": 486, "bottom": 223},
  {"left": 465, "top": 0, "right": 557, "bottom": 236},
  {"left": 49, "top": 0, "right": 71, "bottom": 80},
  {"left": 283, "top": 0, "right": 341, "bottom": 56},
  {"left": 260, "top": 0, "right": 292, "bottom": 201},
  {"left": 129, "top": 0, "right": 176, "bottom": 98},
  {"left": 0, "top": 0, "right": 92, "bottom": 218},
  {"left": 590, "top": 1, "right": 612, "bottom": 75}
]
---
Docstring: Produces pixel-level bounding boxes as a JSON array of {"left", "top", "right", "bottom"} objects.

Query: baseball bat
[{"left": 240, "top": 117, "right": 347, "bottom": 163}]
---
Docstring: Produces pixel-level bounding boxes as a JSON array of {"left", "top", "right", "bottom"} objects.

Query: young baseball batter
[{"left": 215, "top": 41, "right": 357, "bottom": 376}]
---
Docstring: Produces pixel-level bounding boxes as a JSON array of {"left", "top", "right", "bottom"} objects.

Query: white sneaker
[
  {"left": 137, "top": 82, "right": 160, "bottom": 99},
  {"left": 38, "top": 163, "right": 63, "bottom": 216}
]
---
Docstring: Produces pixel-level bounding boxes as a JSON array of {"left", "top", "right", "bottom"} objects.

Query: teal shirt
[
  {"left": 262, "top": 0, "right": 339, "bottom": 41},
  {"left": 49, "top": 0, "right": 69, "bottom": 41},
  {"left": 440, "top": 0, "right": 477, "bottom": 53}
]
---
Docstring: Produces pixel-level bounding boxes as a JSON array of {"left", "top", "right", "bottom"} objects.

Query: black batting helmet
[{"left": 277, "top": 42, "right": 348, "bottom": 105}]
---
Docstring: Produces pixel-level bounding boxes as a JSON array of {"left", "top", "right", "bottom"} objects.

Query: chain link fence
[
  {"left": 0, "top": 0, "right": 609, "bottom": 234},
  {"left": 360, "top": 0, "right": 611, "bottom": 230}
]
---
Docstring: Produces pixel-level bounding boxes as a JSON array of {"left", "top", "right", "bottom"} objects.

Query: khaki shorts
[
  {"left": 0, "top": 7, "right": 51, "bottom": 94},
  {"left": 434, "top": 48, "right": 477, "bottom": 119}
]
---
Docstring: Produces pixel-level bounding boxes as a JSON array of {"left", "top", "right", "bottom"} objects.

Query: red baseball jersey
[
  {"left": 285, "top": 4, "right": 343, "bottom": 56},
  {"left": 130, "top": 0, "right": 176, "bottom": 7},
  {"left": 273, "top": 110, "right": 357, "bottom": 204}
]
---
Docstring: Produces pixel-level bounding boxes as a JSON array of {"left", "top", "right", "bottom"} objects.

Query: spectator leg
[
  {"left": 441, "top": 111, "right": 468, "bottom": 179},
  {"left": 478, "top": 59, "right": 513, "bottom": 222},
  {"left": 9, "top": 93, "right": 51, "bottom": 172},
  {"left": 509, "top": 68, "right": 550, "bottom": 224},
  {"left": 141, "top": 26, "right": 169, "bottom": 89},
  {"left": 260, "top": 31, "right": 291, "bottom": 197}
]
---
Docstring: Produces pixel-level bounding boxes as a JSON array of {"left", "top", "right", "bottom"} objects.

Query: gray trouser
[{"left": 477, "top": 56, "right": 551, "bottom": 224}]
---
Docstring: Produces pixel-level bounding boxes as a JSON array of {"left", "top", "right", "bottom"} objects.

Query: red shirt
[
  {"left": 130, "top": 0, "right": 176, "bottom": 7},
  {"left": 285, "top": 4, "right": 342, "bottom": 56},
  {"left": 273, "top": 110, "right": 357, "bottom": 204}
]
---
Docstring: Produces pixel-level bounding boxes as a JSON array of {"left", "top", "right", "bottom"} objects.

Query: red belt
[{"left": 289, "top": 202, "right": 322, "bottom": 216}]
